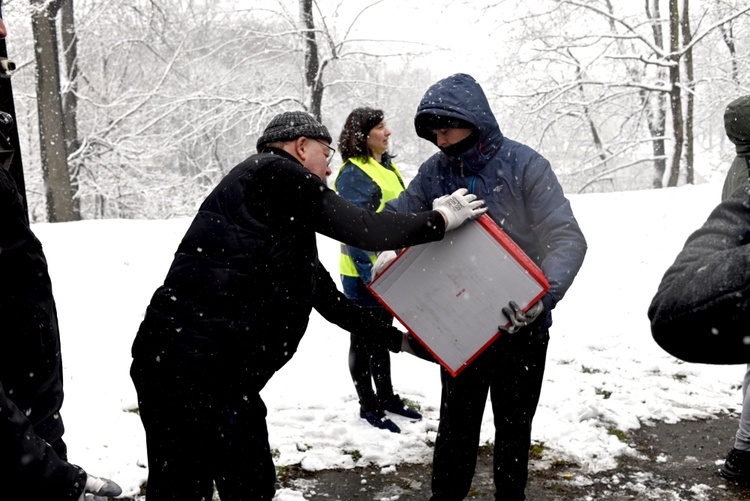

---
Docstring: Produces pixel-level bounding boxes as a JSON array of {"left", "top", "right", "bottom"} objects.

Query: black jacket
[
  {"left": 0, "top": 167, "right": 66, "bottom": 441},
  {"left": 132, "top": 148, "right": 445, "bottom": 386},
  {"left": 720, "top": 95, "right": 750, "bottom": 200},
  {"left": 649, "top": 184, "right": 750, "bottom": 363},
  {"left": 0, "top": 168, "right": 84, "bottom": 498}
]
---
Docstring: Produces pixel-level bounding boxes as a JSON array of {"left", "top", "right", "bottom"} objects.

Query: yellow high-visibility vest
[{"left": 334, "top": 156, "right": 405, "bottom": 277}]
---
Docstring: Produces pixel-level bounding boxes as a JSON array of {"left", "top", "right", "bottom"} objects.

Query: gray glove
[
  {"left": 498, "top": 300, "right": 544, "bottom": 334},
  {"left": 78, "top": 473, "right": 122, "bottom": 501},
  {"left": 432, "top": 188, "right": 488, "bottom": 231}
]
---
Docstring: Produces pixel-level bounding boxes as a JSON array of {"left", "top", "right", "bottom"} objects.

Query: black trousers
[
  {"left": 431, "top": 328, "right": 549, "bottom": 501},
  {"left": 348, "top": 307, "right": 395, "bottom": 411},
  {"left": 130, "top": 359, "right": 276, "bottom": 501}
]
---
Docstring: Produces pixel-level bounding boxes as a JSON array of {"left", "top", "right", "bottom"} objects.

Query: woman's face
[{"left": 367, "top": 120, "right": 391, "bottom": 157}]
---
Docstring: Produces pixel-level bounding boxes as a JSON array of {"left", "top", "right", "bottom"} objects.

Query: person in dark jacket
[
  {"left": 721, "top": 95, "right": 750, "bottom": 200},
  {"left": 649, "top": 94, "right": 750, "bottom": 483},
  {"left": 130, "top": 110, "right": 486, "bottom": 501},
  {"left": 334, "top": 107, "right": 422, "bottom": 434},
  {"left": 0, "top": 8, "right": 120, "bottom": 500},
  {"left": 650, "top": 94, "right": 750, "bottom": 364},
  {"left": 382, "top": 73, "right": 587, "bottom": 500},
  {"left": 0, "top": 167, "right": 122, "bottom": 501}
]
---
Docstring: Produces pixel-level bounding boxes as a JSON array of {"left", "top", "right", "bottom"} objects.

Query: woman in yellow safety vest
[{"left": 334, "top": 107, "right": 422, "bottom": 433}]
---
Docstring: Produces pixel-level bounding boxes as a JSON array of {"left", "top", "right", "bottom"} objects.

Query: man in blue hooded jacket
[{"left": 384, "top": 73, "right": 587, "bottom": 500}]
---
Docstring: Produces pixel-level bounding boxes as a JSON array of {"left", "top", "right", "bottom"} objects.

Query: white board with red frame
[{"left": 368, "top": 214, "right": 549, "bottom": 377}]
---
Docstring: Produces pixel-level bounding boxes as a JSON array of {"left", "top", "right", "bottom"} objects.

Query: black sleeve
[
  {"left": 312, "top": 262, "right": 401, "bottom": 352},
  {"left": 249, "top": 160, "right": 445, "bottom": 251},
  {"left": 316, "top": 190, "right": 445, "bottom": 251},
  {"left": 0, "top": 382, "right": 85, "bottom": 499},
  {"left": 648, "top": 184, "right": 750, "bottom": 364}
]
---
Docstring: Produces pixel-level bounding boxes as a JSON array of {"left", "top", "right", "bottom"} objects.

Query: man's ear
[{"left": 293, "top": 137, "right": 308, "bottom": 162}]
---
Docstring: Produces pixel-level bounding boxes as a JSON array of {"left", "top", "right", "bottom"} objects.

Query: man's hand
[
  {"left": 78, "top": 473, "right": 122, "bottom": 501},
  {"left": 372, "top": 250, "right": 397, "bottom": 279},
  {"left": 433, "top": 188, "right": 488, "bottom": 231},
  {"left": 498, "top": 300, "right": 544, "bottom": 334}
]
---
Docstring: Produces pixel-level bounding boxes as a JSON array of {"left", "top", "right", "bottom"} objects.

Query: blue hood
[{"left": 414, "top": 73, "right": 504, "bottom": 174}]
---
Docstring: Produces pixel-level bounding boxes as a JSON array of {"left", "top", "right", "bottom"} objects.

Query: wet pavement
[{"left": 278, "top": 413, "right": 750, "bottom": 500}]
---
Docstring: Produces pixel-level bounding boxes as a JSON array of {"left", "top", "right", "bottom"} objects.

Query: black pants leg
[
  {"left": 349, "top": 308, "right": 394, "bottom": 411},
  {"left": 490, "top": 329, "right": 549, "bottom": 500},
  {"left": 431, "top": 328, "right": 549, "bottom": 501},
  {"left": 131, "top": 359, "right": 276, "bottom": 501},
  {"left": 430, "top": 350, "right": 493, "bottom": 500}
]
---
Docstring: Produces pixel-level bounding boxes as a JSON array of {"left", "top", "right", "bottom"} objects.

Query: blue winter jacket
[{"left": 386, "top": 73, "right": 587, "bottom": 330}]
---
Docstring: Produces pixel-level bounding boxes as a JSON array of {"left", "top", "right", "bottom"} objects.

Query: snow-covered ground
[{"left": 35, "top": 181, "right": 744, "bottom": 499}]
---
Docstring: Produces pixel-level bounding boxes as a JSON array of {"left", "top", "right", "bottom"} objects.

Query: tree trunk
[
  {"left": 681, "top": 0, "right": 694, "bottom": 184},
  {"left": 30, "top": 0, "right": 76, "bottom": 222},
  {"left": 299, "top": 0, "right": 323, "bottom": 120},
  {"left": 720, "top": 23, "right": 740, "bottom": 86},
  {"left": 60, "top": 0, "right": 80, "bottom": 217},
  {"left": 666, "top": 0, "right": 684, "bottom": 187},
  {"left": 645, "top": 0, "right": 668, "bottom": 188},
  {"left": 572, "top": 53, "right": 607, "bottom": 163}
]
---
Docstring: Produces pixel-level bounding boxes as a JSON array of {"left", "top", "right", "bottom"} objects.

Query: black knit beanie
[{"left": 256, "top": 111, "right": 332, "bottom": 151}]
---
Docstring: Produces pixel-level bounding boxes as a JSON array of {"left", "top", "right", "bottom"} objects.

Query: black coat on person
[
  {"left": 649, "top": 183, "right": 750, "bottom": 364},
  {"left": 0, "top": 167, "right": 85, "bottom": 499},
  {"left": 650, "top": 94, "right": 750, "bottom": 364},
  {"left": 131, "top": 147, "right": 446, "bottom": 388}
]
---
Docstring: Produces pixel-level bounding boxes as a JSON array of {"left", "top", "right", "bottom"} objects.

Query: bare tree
[
  {"left": 30, "top": 0, "right": 76, "bottom": 221},
  {"left": 720, "top": 21, "right": 740, "bottom": 84},
  {"left": 60, "top": 0, "right": 80, "bottom": 217},
  {"left": 681, "top": 0, "right": 695, "bottom": 184},
  {"left": 482, "top": 0, "right": 750, "bottom": 191},
  {"left": 665, "top": 0, "right": 684, "bottom": 187},
  {"left": 2, "top": 0, "right": 448, "bottom": 220},
  {"left": 299, "top": 0, "right": 323, "bottom": 119},
  {"left": 644, "top": 0, "right": 668, "bottom": 188}
]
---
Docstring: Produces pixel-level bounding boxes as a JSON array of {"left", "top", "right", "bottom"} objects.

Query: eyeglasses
[{"left": 314, "top": 139, "right": 336, "bottom": 165}]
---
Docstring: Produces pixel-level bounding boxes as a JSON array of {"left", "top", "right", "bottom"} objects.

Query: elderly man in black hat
[{"left": 130, "top": 110, "right": 486, "bottom": 501}]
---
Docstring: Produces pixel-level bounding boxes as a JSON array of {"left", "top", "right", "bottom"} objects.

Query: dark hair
[{"left": 338, "top": 107, "right": 385, "bottom": 161}]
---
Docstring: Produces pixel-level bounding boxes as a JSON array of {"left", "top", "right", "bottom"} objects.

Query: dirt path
[{"left": 278, "top": 413, "right": 750, "bottom": 500}]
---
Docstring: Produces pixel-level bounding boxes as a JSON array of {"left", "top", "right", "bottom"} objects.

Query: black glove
[
  {"left": 383, "top": 326, "right": 438, "bottom": 364},
  {"left": 383, "top": 325, "right": 406, "bottom": 353},
  {"left": 401, "top": 333, "right": 438, "bottom": 364},
  {"left": 498, "top": 300, "right": 544, "bottom": 334}
]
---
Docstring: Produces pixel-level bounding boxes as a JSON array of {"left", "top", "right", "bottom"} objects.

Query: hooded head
[
  {"left": 414, "top": 73, "right": 502, "bottom": 161},
  {"left": 724, "top": 95, "right": 750, "bottom": 158}
]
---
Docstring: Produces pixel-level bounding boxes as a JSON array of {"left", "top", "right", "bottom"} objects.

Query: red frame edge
[{"left": 367, "top": 214, "right": 551, "bottom": 377}]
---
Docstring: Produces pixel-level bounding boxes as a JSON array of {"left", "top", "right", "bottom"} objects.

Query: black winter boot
[{"left": 721, "top": 448, "right": 750, "bottom": 484}]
